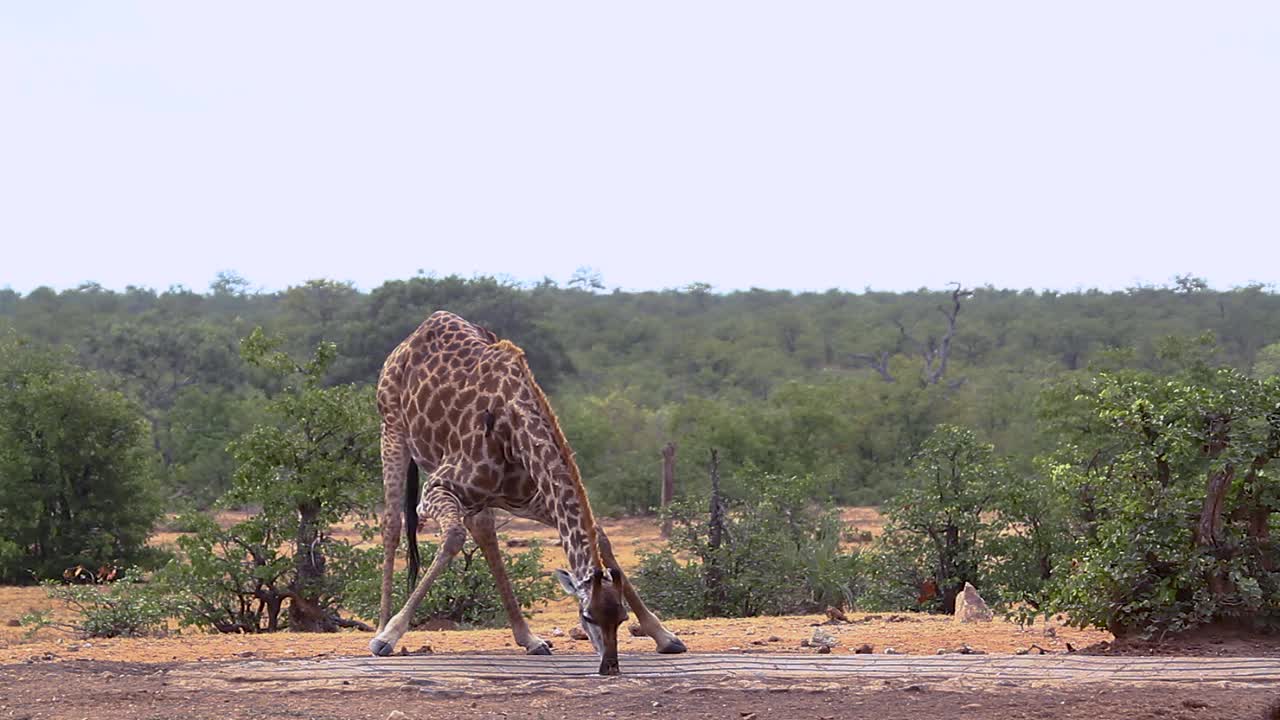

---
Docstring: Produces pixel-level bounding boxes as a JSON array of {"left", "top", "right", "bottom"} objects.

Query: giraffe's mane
[{"left": 492, "top": 339, "right": 603, "bottom": 571}]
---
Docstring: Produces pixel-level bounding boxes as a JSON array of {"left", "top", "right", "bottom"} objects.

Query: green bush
[
  {"left": 336, "top": 539, "right": 558, "bottom": 628},
  {"left": 635, "top": 471, "right": 860, "bottom": 618},
  {"left": 1034, "top": 368, "right": 1280, "bottom": 637},
  {"left": 23, "top": 568, "right": 169, "bottom": 638},
  {"left": 0, "top": 336, "right": 163, "bottom": 583},
  {"left": 156, "top": 513, "right": 295, "bottom": 633}
]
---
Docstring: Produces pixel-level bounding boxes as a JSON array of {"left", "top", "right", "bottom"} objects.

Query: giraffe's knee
[{"left": 441, "top": 524, "right": 466, "bottom": 555}]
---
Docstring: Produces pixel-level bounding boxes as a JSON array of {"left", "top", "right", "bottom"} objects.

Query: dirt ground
[
  {"left": 4, "top": 510, "right": 1279, "bottom": 718},
  {"left": 1, "top": 659, "right": 1277, "bottom": 720}
]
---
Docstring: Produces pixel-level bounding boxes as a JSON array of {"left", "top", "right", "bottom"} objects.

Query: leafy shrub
[
  {"left": 336, "top": 539, "right": 558, "bottom": 627},
  {"left": 0, "top": 336, "right": 163, "bottom": 583},
  {"left": 635, "top": 471, "right": 860, "bottom": 618},
  {"left": 156, "top": 513, "right": 295, "bottom": 633},
  {"left": 1034, "top": 368, "right": 1280, "bottom": 637},
  {"left": 23, "top": 568, "right": 169, "bottom": 638}
]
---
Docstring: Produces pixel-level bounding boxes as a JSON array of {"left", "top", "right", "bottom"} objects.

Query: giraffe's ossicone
[{"left": 370, "top": 311, "right": 686, "bottom": 674}]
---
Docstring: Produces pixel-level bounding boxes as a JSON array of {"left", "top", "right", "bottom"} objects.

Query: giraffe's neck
[{"left": 544, "top": 478, "right": 604, "bottom": 582}]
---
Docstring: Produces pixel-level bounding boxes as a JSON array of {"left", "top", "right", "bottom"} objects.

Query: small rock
[
  {"left": 816, "top": 645, "right": 831, "bottom": 654},
  {"left": 740, "top": 713, "right": 757, "bottom": 720},
  {"left": 1015, "top": 648, "right": 1029, "bottom": 655},
  {"left": 569, "top": 626, "right": 588, "bottom": 641},
  {"left": 235, "top": 651, "right": 256, "bottom": 658},
  {"left": 651, "top": 701, "right": 662, "bottom": 708},
  {"left": 766, "top": 635, "right": 781, "bottom": 643},
  {"left": 953, "top": 582, "right": 993, "bottom": 623},
  {"left": 810, "top": 627, "right": 838, "bottom": 648},
  {"left": 551, "top": 627, "right": 564, "bottom": 637},
  {"left": 386, "top": 711, "right": 408, "bottom": 720},
  {"left": 750, "top": 639, "right": 767, "bottom": 646},
  {"left": 883, "top": 647, "right": 900, "bottom": 655},
  {"left": 629, "top": 623, "right": 645, "bottom": 637},
  {"left": 1043, "top": 625, "right": 1057, "bottom": 638},
  {"left": 799, "top": 639, "right": 811, "bottom": 648},
  {"left": 414, "top": 645, "right": 433, "bottom": 654},
  {"left": 853, "top": 643, "right": 873, "bottom": 654},
  {"left": 5, "top": 619, "right": 20, "bottom": 627}
]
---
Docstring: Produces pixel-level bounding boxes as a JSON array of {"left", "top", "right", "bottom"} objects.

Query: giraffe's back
[{"left": 377, "top": 311, "right": 539, "bottom": 512}]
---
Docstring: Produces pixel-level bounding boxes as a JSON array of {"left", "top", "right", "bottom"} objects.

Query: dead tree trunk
[
  {"left": 660, "top": 442, "right": 677, "bottom": 539},
  {"left": 921, "top": 284, "right": 972, "bottom": 385},
  {"left": 704, "top": 449, "right": 727, "bottom": 617}
]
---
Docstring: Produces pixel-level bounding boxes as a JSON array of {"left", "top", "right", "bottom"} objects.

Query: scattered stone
[
  {"left": 809, "top": 627, "right": 838, "bottom": 649},
  {"left": 1043, "top": 625, "right": 1057, "bottom": 638},
  {"left": 414, "top": 645, "right": 433, "bottom": 654},
  {"left": 1181, "top": 699, "right": 1209, "bottom": 709},
  {"left": 569, "top": 626, "right": 588, "bottom": 641},
  {"left": 938, "top": 644, "right": 986, "bottom": 655},
  {"left": 387, "top": 711, "right": 408, "bottom": 719},
  {"left": 235, "top": 651, "right": 256, "bottom": 658},
  {"left": 750, "top": 639, "right": 768, "bottom": 646},
  {"left": 799, "top": 639, "right": 811, "bottom": 648},
  {"left": 651, "top": 701, "right": 662, "bottom": 708},
  {"left": 740, "top": 713, "right": 758, "bottom": 720},
  {"left": 816, "top": 645, "right": 831, "bottom": 654},
  {"left": 883, "top": 647, "right": 900, "bottom": 655},
  {"left": 5, "top": 619, "right": 20, "bottom": 627},
  {"left": 629, "top": 623, "right": 645, "bottom": 637},
  {"left": 1066, "top": 642, "right": 1077, "bottom": 653},
  {"left": 903, "top": 684, "right": 925, "bottom": 692},
  {"left": 953, "top": 582, "right": 993, "bottom": 623},
  {"left": 766, "top": 635, "right": 781, "bottom": 643},
  {"left": 551, "top": 627, "right": 564, "bottom": 637},
  {"left": 1015, "top": 647, "right": 1029, "bottom": 655},
  {"left": 885, "top": 614, "right": 911, "bottom": 623},
  {"left": 505, "top": 537, "right": 530, "bottom": 547},
  {"left": 853, "top": 643, "right": 874, "bottom": 654}
]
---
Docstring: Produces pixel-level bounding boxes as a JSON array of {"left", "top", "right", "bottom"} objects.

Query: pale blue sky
[{"left": 2, "top": 2, "right": 1277, "bottom": 294}]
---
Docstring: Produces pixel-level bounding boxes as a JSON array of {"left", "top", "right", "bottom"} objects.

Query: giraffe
[{"left": 370, "top": 311, "right": 686, "bottom": 674}]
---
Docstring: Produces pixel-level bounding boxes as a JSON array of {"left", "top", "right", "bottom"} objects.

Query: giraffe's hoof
[
  {"left": 369, "top": 638, "right": 395, "bottom": 657},
  {"left": 657, "top": 636, "right": 687, "bottom": 654},
  {"left": 526, "top": 641, "right": 553, "bottom": 656}
]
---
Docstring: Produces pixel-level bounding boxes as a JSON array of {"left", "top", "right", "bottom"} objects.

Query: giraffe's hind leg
[
  {"left": 465, "top": 509, "right": 552, "bottom": 655},
  {"left": 370, "top": 481, "right": 466, "bottom": 657},
  {"left": 596, "top": 528, "right": 687, "bottom": 654},
  {"left": 377, "top": 425, "right": 409, "bottom": 632}
]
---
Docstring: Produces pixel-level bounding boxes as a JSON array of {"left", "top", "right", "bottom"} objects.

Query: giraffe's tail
[{"left": 405, "top": 459, "right": 420, "bottom": 594}]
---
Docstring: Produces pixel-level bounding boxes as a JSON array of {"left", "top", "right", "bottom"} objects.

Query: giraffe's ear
[{"left": 553, "top": 569, "right": 579, "bottom": 597}]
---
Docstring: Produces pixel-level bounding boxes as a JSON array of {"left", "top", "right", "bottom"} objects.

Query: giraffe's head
[{"left": 554, "top": 566, "right": 628, "bottom": 675}]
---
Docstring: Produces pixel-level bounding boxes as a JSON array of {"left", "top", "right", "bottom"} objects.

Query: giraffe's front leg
[
  {"left": 465, "top": 509, "right": 552, "bottom": 655},
  {"left": 370, "top": 484, "right": 466, "bottom": 657},
  {"left": 596, "top": 528, "right": 686, "bottom": 654}
]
